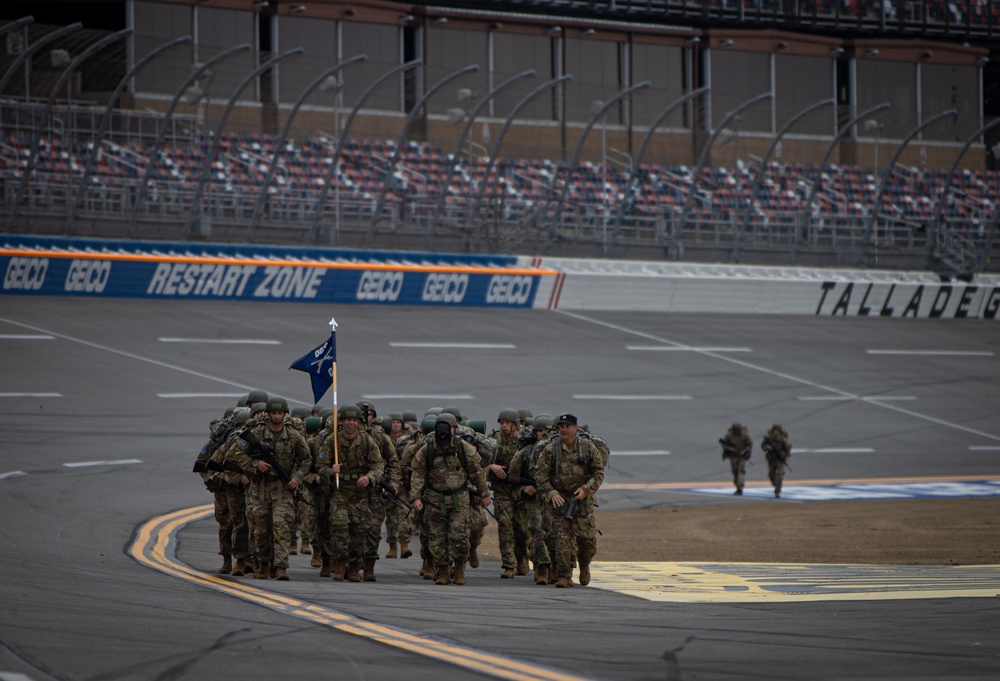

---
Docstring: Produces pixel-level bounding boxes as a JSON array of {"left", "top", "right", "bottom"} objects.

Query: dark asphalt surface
[{"left": 1, "top": 297, "right": 998, "bottom": 681}]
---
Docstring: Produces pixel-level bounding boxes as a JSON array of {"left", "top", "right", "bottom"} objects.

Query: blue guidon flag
[{"left": 289, "top": 318, "right": 337, "bottom": 404}]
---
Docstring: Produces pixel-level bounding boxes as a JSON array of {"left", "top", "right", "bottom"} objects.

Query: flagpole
[{"left": 330, "top": 317, "right": 340, "bottom": 490}]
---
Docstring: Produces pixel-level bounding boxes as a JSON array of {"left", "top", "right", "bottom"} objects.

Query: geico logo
[
  {"left": 486, "top": 275, "right": 532, "bottom": 305},
  {"left": 422, "top": 272, "right": 468, "bottom": 303},
  {"left": 3, "top": 257, "right": 49, "bottom": 290},
  {"left": 65, "top": 259, "right": 111, "bottom": 293},
  {"left": 356, "top": 270, "right": 403, "bottom": 301}
]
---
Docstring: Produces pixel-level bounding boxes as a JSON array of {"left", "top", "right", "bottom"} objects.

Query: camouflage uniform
[
  {"left": 761, "top": 425, "right": 791, "bottom": 498},
  {"left": 365, "top": 423, "right": 400, "bottom": 568},
  {"left": 226, "top": 418, "right": 311, "bottom": 578},
  {"left": 721, "top": 424, "right": 753, "bottom": 495},
  {"left": 206, "top": 415, "right": 253, "bottom": 575},
  {"left": 399, "top": 431, "right": 432, "bottom": 576},
  {"left": 507, "top": 428, "right": 553, "bottom": 583},
  {"left": 410, "top": 434, "right": 489, "bottom": 583},
  {"left": 535, "top": 427, "right": 604, "bottom": 586},
  {"left": 316, "top": 426, "right": 384, "bottom": 581},
  {"left": 456, "top": 424, "right": 496, "bottom": 569},
  {"left": 489, "top": 425, "right": 524, "bottom": 575}
]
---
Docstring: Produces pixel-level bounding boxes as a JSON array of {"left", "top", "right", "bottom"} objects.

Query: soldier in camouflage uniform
[
  {"left": 196, "top": 406, "right": 238, "bottom": 575},
  {"left": 720, "top": 422, "right": 753, "bottom": 495},
  {"left": 488, "top": 408, "right": 525, "bottom": 578},
  {"left": 226, "top": 396, "right": 311, "bottom": 580},
  {"left": 204, "top": 407, "right": 253, "bottom": 576},
  {"left": 287, "top": 407, "right": 313, "bottom": 556},
  {"left": 761, "top": 424, "right": 791, "bottom": 498},
  {"left": 399, "top": 417, "right": 434, "bottom": 577},
  {"left": 534, "top": 414, "right": 604, "bottom": 589},
  {"left": 410, "top": 413, "right": 490, "bottom": 585},
  {"left": 508, "top": 414, "right": 554, "bottom": 584},
  {"left": 447, "top": 410, "right": 496, "bottom": 570},
  {"left": 316, "top": 403, "right": 384, "bottom": 582},
  {"left": 357, "top": 401, "right": 398, "bottom": 581},
  {"left": 299, "top": 415, "right": 326, "bottom": 567},
  {"left": 384, "top": 413, "right": 412, "bottom": 558}
]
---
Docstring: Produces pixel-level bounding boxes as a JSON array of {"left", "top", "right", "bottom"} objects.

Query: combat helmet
[
  {"left": 339, "top": 403, "right": 363, "bottom": 420},
  {"left": 498, "top": 408, "right": 520, "bottom": 424},
  {"left": 266, "top": 396, "right": 289, "bottom": 413}
]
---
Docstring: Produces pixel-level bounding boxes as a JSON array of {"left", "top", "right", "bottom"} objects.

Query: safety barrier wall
[
  {"left": 0, "top": 236, "right": 549, "bottom": 308},
  {"left": 525, "top": 256, "right": 1000, "bottom": 320},
  {"left": 3, "top": 236, "right": 999, "bottom": 319}
]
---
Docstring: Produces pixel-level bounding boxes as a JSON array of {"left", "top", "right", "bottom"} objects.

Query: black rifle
[
  {"left": 239, "top": 428, "right": 293, "bottom": 485},
  {"left": 563, "top": 497, "right": 578, "bottom": 520},
  {"left": 499, "top": 470, "right": 535, "bottom": 487},
  {"left": 379, "top": 479, "right": 412, "bottom": 516},
  {"left": 719, "top": 438, "right": 751, "bottom": 460}
]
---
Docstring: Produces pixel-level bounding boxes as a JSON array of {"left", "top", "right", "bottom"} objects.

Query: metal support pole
[
  {"left": 365, "top": 63, "right": 480, "bottom": 247},
  {"left": 545, "top": 81, "right": 651, "bottom": 252},
  {"left": 425, "top": 68, "right": 536, "bottom": 248},
  {"left": 65, "top": 35, "right": 192, "bottom": 231},
  {"left": 609, "top": 87, "right": 710, "bottom": 253},
  {"left": 857, "top": 109, "right": 957, "bottom": 267},
  {"left": 306, "top": 60, "right": 422, "bottom": 244},
  {"left": 246, "top": 53, "right": 366, "bottom": 240},
  {"left": 9, "top": 28, "right": 131, "bottom": 228},
  {"left": 676, "top": 92, "right": 772, "bottom": 259},
  {"left": 922, "top": 117, "right": 1000, "bottom": 270},
  {"left": 733, "top": 97, "right": 833, "bottom": 262},
  {"left": 184, "top": 48, "right": 305, "bottom": 238},
  {"left": 127, "top": 43, "right": 251, "bottom": 235}
]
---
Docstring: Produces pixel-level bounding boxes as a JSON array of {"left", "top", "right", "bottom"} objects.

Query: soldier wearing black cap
[
  {"left": 761, "top": 424, "right": 791, "bottom": 498},
  {"left": 533, "top": 414, "right": 604, "bottom": 588}
]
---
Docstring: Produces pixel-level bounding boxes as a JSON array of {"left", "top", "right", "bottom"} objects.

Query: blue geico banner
[{"left": 1, "top": 252, "right": 547, "bottom": 307}]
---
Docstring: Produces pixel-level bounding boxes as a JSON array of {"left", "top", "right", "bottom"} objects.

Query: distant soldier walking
[
  {"left": 761, "top": 424, "right": 792, "bottom": 498},
  {"left": 720, "top": 422, "right": 752, "bottom": 495}
]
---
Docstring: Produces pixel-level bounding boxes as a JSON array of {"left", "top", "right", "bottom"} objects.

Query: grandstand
[{"left": 1, "top": 0, "right": 997, "bottom": 276}]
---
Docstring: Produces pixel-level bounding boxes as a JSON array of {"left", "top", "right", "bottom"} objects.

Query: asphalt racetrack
[{"left": 1, "top": 296, "right": 999, "bottom": 681}]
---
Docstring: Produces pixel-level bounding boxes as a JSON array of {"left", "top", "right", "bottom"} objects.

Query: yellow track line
[{"left": 129, "top": 505, "right": 596, "bottom": 681}]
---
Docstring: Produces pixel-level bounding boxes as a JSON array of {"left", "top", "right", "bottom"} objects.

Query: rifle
[
  {"left": 719, "top": 438, "right": 751, "bottom": 461},
  {"left": 379, "top": 479, "right": 412, "bottom": 515},
  {"left": 239, "top": 428, "right": 293, "bottom": 485},
  {"left": 499, "top": 470, "right": 536, "bottom": 487},
  {"left": 563, "top": 497, "right": 578, "bottom": 520}
]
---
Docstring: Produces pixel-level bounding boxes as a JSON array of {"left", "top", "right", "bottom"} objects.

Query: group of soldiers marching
[
  {"left": 194, "top": 393, "right": 608, "bottom": 588},
  {"left": 719, "top": 422, "right": 792, "bottom": 497}
]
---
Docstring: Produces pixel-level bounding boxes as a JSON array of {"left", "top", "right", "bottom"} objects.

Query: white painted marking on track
[
  {"left": 158, "top": 393, "right": 246, "bottom": 399},
  {"left": 863, "top": 396, "right": 917, "bottom": 401},
  {"left": 362, "top": 394, "right": 474, "bottom": 400},
  {"left": 389, "top": 342, "right": 516, "bottom": 349},
  {"left": 969, "top": 445, "right": 1000, "bottom": 451},
  {"left": 0, "top": 334, "right": 54, "bottom": 340},
  {"left": 0, "top": 471, "right": 27, "bottom": 481},
  {"left": 798, "top": 395, "right": 855, "bottom": 400},
  {"left": 615, "top": 450, "right": 671, "bottom": 456},
  {"left": 159, "top": 338, "right": 281, "bottom": 344},
  {"left": 627, "top": 345, "right": 751, "bottom": 352},
  {"left": 0, "top": 672, "right": 36, "bottom": 681},
  {"left": 867, "top": 349, "right": 993, "bottom": 356},
  {"left": 64, "top": 459, "right": 143, "bottom": 468},
  {"left": 557, "top": 309, "right": 1000, "bottom": 444},
  {"left": 795, "top": 448, "right": 875, "bottom": 454},
  {"left": 0, "top": 393, "right": 62, "bottom": 398},
  {"left": 573, "top": 394, "right": 692, "bottom": 400}
]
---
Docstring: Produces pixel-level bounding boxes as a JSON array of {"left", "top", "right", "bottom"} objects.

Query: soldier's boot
[
  {"left": 218, "top": 556, "right": 232, "bottom": 574},
  {"left": 547, "top": 565, "right": 558, "bottom": 584},
  {"left": 434, "top": 565, "right": 450, "bottom": 585},
  {"left": 555, "top": 576, "right": 573, "bottom": 588},
  {"left": 346, "top": 561, "right": 362, "bottom": 582},
  {"left": 289, "top": 539, "right": 297, "bottom": 556},
  {"left": 269, "top": 563, "right": 278, "bottom": 579},
  {"left": 231, "top": 558, "right": 247, "bottom": 577},
  {"left": 501, "top": 568, "right": 515, "bottom": 579},
  {"left": 452, "top": 562, "right": 467, "bottom": 585},
  {"left": 516, "top": 556, "right": 529, "bottom": 575},
  {"left": 385, "top": 543, "right": 397, "bottom": 559},
  {"left": 274, "top": 566, "right": 289, "bottom": 581},
  {"left": 534, "top": 564, "right": 550, "bottom": 585},
  {"left": 254, "top": 561, "right": 269, "bottom": 579},
  {"left": 363, "top": 558, "right": 377, "bottom": 582},
  {"left": 332, "top": 560, "right": 347, "bottom": 582},
  {"left": 319, "top": 557, "right": 332, "bottom": 578},
  {"left": 300, "top": 538, "right": 311, "bottom": 555},
  {"left": 578, "top": 562, "right": 591, "bottom": 586},
  {"left": 400, "top": 541, "right": 412, "bottom": 558},
  {"left": 468, "top": 546, "right": 480, "bottom": 568},
  {"left": 420, "top": 559, "right": 433, "bottom": 580},
  {"left": 310, "top": 552, "right": 322, "bottom": 568}
]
